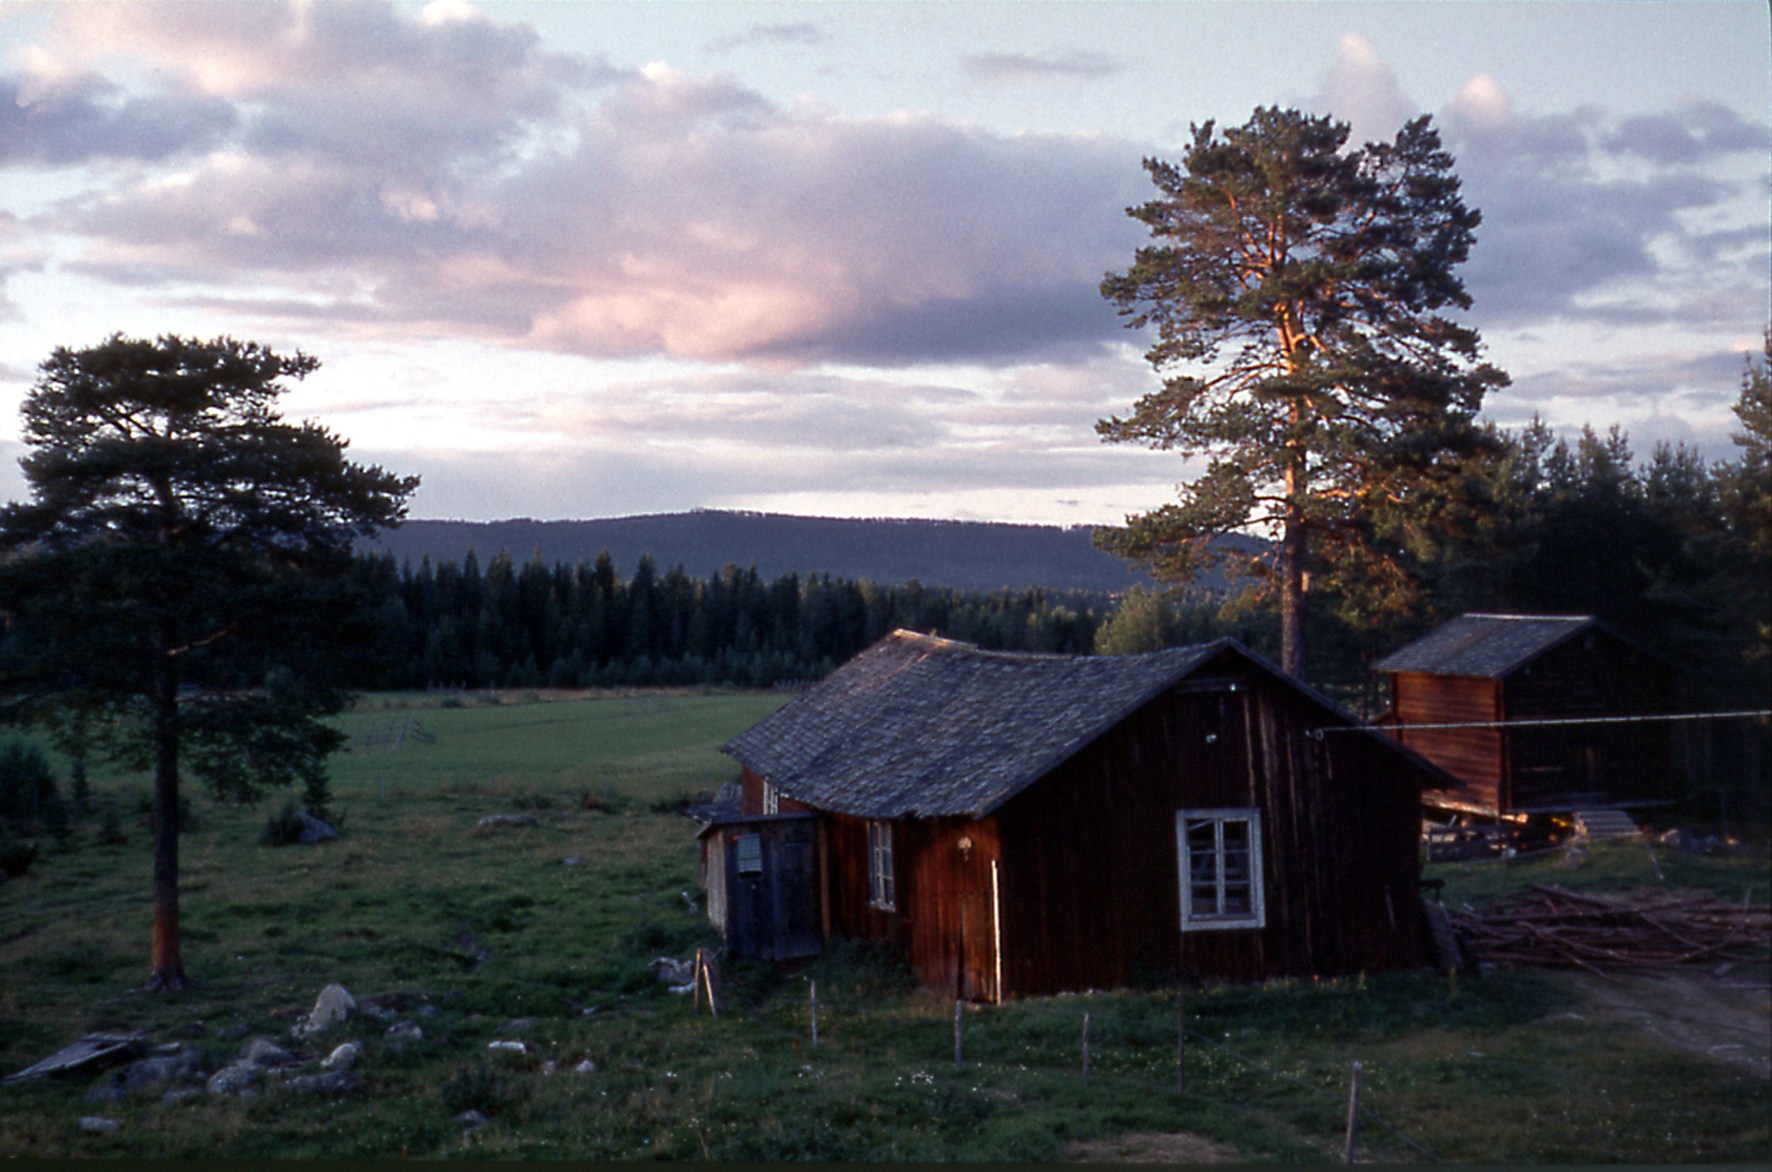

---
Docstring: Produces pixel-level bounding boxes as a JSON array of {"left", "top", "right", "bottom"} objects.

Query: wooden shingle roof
[
  {"left": 1370, "top": 613, "right": 1654, "bottom": 679},
  {"left": 723, "top": 631, "right": 1222, "bottom": 818},
  {"left": 722, "top": 627, "right": 1432, "bottom": 820}
]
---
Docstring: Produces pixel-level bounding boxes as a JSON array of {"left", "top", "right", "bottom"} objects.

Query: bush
[
  {"left": 0, "top": 741, "right": 67, "bottom": 838},
  {"left": 0, "top": 833, "right": 38, "bottom": 878},
  {"left": 260, "top": 799, "right": 306, "bottom": 847}
]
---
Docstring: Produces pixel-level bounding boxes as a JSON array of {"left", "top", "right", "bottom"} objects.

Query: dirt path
[{"left": 1543, "top": 959, "right": 1771, "bottom": 1078}]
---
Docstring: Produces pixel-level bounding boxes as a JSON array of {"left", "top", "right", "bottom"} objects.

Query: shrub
[
  {"left": 260, "top": 799, "right": 306, "bottom": 847},
  {"left": 0, "top": 741, "right": 66, "bottom": 838},
  {"left": 0, "top": 833, "right": 38, "bottom": 878}
]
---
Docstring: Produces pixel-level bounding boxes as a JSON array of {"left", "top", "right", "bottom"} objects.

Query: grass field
[{"left": 1, "top": 689, "right": 1766, "bottom": 1161}]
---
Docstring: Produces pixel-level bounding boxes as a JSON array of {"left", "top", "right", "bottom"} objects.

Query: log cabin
[
  {"left": 1372, "top": 613, "right": 1677, "bottom": 818},
  {"left": 693, "top": 630, "right": 1450, "bottom": 1000}
]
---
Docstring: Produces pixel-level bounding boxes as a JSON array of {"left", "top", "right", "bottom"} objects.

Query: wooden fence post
[
  {"left": 810, "top": 980, "right": 818, "bottom": 1048},
  {"left": 1343, "top": 1060, "right": 1364, "bottom": 1163},
  {"left": 1176, "top": 991, "right": 1187, "bottom": 1096},
  {"left": 700, "top": 952, "right": 718, "bottom": 1019},
  {"left": 1081, "top": 1012, "right": 1091, "bottom": 1087}
]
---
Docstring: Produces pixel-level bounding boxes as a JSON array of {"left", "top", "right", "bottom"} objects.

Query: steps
[{"left": 1574, "top": 809, "right": 1642, "bottom": 840}]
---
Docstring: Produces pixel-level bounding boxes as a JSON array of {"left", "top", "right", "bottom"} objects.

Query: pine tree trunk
[
  {"left": 1280, "top": 428, "right": 1308, "bottom": 680},
  {"left": 146, "top": 651, "right": 190, "bottom": 991},
  {"left": 1280, "top": 483, "right": 1307, "bottom": 679}
]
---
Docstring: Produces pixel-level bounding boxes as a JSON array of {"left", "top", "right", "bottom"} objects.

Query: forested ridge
[
  {"left": 348, "top": 551, "right": 1119, "bottom": 690},
  {"left": 358, "top": 510, "right": 1178, "bottom": 595},
  {"left": 339, "top": 413, "right": 1769, "bottom": 718}
]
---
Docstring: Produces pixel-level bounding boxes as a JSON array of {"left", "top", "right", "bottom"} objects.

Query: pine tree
[{"left": 1098, "top": 107, "right": 1507, "bottom": 678}]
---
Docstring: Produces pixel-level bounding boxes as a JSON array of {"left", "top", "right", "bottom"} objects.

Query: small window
[
  {"left": 1177, "top": 809, "right": 1264, "bottom": 931},
  {"left": 736, "top": 833, "right": 763, "bottom": 876},
  {"left": 761, "top": 781, "right": 779, "bottom": 816},
  {"left": 867, "top": 820, "right": 896, "bottom": 911}
]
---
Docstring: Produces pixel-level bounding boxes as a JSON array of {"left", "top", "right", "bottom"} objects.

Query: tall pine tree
[{"left": 1097, "top": 107, "right": 1507, "bottom": 678}]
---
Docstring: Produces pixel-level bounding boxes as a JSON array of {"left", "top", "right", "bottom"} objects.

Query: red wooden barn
[
  {"left": 1372, "top": 613, "right": 1677, "bottom": 817},
  {"left": 694, "top": 630, "right": 1448, "bottom": 1000}
]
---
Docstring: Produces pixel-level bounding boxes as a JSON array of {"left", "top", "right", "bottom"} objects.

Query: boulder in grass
[
  {"left": 206, "top": 1063, "right": 258, "bottom": 1096},
  {"left": 298, "top": 813, "right": 340, "bottom": 844},
  {"left": 323, "top": 1041, "right": 363, "bottom": 1071},
  {"left": 299, "top": 984, "right": 356, "bottom": 1034}
]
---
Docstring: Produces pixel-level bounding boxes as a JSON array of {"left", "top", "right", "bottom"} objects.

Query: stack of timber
[{"left": 1453, "top": 884, "right": 1770, "bottom": 977}]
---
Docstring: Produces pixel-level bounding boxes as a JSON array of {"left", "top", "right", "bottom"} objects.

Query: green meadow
[{"left": 0, "top": 689, "right": 1765, "bottom": 1161}]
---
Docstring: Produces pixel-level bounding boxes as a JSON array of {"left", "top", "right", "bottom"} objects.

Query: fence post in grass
[
  {"left": 810, "top": 979, "right": 819, "bottom": 1048},
  {"left": 1343, "top": 1059, "right": 1363, "bottom": 1163},
  {"left": 953, "top": 1000, "right": 963, "bottom": 1071},
  {"left": 1082, "top": 1012, "right": 1091, "bottom": 1087},
  {"left": 1176, "top": 990, "right": 1187, "bottom": 1096},
  {"left": 699, "top": 951, "right": 718, "bottom": 1018}
]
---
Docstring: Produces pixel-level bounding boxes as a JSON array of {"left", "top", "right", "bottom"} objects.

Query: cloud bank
[{"left": 0, "top": 3, "right": 1765, "bottom": 523}]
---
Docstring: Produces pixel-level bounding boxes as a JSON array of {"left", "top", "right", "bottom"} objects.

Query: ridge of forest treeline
[
  {"left": 359, "top": 510, "right": 1218, "bottom": 595},
  {"left": 342, "top": 420, "right": 1769, "bottom": 719}
]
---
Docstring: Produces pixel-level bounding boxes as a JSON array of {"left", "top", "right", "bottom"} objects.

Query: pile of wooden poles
[{"left": 1451, "top": 883, "right": 1770, "bottom": 977}]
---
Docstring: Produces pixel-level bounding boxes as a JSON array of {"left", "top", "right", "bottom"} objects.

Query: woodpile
[{"left": 1451, "top": 884, "right": 1771, "bottom": 979}]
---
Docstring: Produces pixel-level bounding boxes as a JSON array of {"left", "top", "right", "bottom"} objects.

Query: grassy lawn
[{"left": 1, "top": 689, "right": 1766, "bottom": 1161}]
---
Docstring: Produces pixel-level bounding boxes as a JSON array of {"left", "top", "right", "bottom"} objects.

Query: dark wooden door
[{"left": 957, "top": 867, "right": 999, "bottom": 1002}]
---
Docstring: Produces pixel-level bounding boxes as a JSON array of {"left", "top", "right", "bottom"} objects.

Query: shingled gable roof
[
  {"left": 722, "top": 629, "right": 1378, "bottom": 820},
  {"left": 1370, "top": 613, "right": 1666, "bottom": 679}
]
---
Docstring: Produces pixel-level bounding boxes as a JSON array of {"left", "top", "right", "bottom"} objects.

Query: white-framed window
[
  {"left": 867, "top": 820, "right": 896, "bottom": 911},
  {"left": 761, "top": 780, "right": 779, "bottom": 816},
  {"left": 1177, "top": 808, "right": 1265, "bottom": 931}
]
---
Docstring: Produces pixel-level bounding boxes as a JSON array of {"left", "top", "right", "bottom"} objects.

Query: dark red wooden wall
[{"left": 804, "top": 648, "right": 1428, "bottom": 997}]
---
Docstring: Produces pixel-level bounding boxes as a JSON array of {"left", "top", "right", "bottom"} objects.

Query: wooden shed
[
  {"left": 1372, "top": 614, "right": 1677, "bottom": 817},
  {"left": 695, "top": 630, "right": 1446, "bottom": 999}
]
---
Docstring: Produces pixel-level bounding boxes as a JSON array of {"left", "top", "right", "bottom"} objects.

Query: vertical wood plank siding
[
  {"left": 1388, "top": 672, "right": 1505, "bottom": 810},
  {"left": 1501, "top": 638, "right": 1675, "bottom": 809},
  {"left": 819, "top": 649, "right": 1427, "bottom": 997},
  {"left": 1387, "top": 634, "right": 1676, "bottom": 813}
]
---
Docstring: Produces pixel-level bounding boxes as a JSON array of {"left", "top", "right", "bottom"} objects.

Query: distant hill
[{"left": 361, "top": 510, "right": 1217, "bottom": 595}]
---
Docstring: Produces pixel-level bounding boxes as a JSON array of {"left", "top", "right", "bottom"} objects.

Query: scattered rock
[
  {"left": 238, "top": 1038, "right": 296, "bottom": 1068},
  {"left": 574, "top": 1058, "right": 598, "bottom": 1074},
  {"left": 299, "top": 984, "right": 356, "bottom": 1034},
  {"left": 475, "top": 813, "right": 537, "bottom": 830},
  {"left": 486, "top": 1040, "right": 526, "bottom": 1054},
  {"left": 78, "top": 1117, "right": 120, "bottom": 1135},
  {"left": 205, "top": 1064, "right": 257, "bottom": 1096},
  {"left": 298, "top": 813, "right": 340, "bottom": 844},
  {"left": 284, "top": 1070, "right": 354, "bottom": 1096},
  {"left": 563, "top": 856, "right": 581, "bottom": 866},
  {"left": 454, "top": 1109, "right": 488, "bottom": 1130},
  {"left": 386, "top": 1021, "right": 424, "bottom": 1041},
  {"left": 649, "top": 956, "right": 696, "bottom": 986},
  {"left": 323, "top": 1041, "right": 363, "bottom": 1071},
  {"left": 119, "top": 1049, "right": 202, "bottom": 1090}
]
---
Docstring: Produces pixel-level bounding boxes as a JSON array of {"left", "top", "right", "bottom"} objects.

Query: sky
[{"left": 0, "top": 1, "right": 1766, "bottom": 528}]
